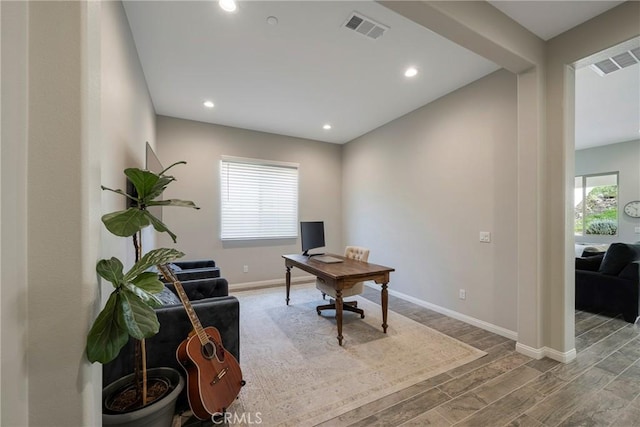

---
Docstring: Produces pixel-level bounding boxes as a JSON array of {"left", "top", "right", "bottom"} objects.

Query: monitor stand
[{"left": 302, "top": 251, "right": 325, "bottom": 257}]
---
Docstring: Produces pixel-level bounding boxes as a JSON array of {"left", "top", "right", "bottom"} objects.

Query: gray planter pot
[{"left": 103, "top": 367, "right": 185, "bottom": 427}]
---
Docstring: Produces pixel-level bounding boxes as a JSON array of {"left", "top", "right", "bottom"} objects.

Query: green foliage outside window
[{"left": 574, "top": 180, "right": 618, "bottom": 236}]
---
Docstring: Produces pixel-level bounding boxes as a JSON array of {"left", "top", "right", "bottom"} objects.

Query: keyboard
[{"left": 313, "top": 255, "right": 343, "bottom": 264}]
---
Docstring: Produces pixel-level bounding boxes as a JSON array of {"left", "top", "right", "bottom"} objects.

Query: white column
[{"left": 26, "top": 1, "right": 101, "bottom": 425}]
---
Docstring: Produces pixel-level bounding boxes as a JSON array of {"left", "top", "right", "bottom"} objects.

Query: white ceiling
[
  {"left": 123, "top": 1, "right": 638, "bottom": 148},
  {"left": 488, "top": 1, "right": 625, "bottom": 41},
  {"left": 576, "top": 60, "right": 640, "bottom": 150}
]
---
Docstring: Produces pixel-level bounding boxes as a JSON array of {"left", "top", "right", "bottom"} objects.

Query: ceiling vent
[
  {"left": 590, "top": 47, "right": 640, "bottom": 76},
  {"left": 343, "top": 12, "right": 388, "bottom": 40}
]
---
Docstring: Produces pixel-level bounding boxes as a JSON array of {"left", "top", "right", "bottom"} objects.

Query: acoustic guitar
[{"left": 158, "top": 264, "right": 244, "bottom": 420}]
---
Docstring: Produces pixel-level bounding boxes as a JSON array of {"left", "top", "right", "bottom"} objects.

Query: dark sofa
[
  {"left": 575, "top": 242, "right": 640, "bottom": 323},
  {"left": 165, "top": 259, "right": 221, "bottom": 281},
  {"left": 103, "top": 276, "right": 240, "bottom": 411}
]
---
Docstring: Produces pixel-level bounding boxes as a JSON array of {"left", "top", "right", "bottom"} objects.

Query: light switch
[
  {"left": 635, "top": 226, "right": 640, "bottom": 234},
  {"left": 479, "top": 231, "right": 491, "bottom": 243}
]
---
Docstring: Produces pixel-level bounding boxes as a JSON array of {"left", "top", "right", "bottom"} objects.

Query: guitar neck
[{"left": 158, "top": 264, "right": 209, "bottom": 346}]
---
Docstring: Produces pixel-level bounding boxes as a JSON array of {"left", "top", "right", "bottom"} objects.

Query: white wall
[
  {"left": 1, "top": 1, "right": 156, "bottom": 425},
  {"left": 343, "top": 69, "right": 518, "bottom": 333},
  {"left": 156, "top": 116, "right": 343, "bottom": 286},
  {"left": 575, "top": 139, "right": 640, "bottom": 244}
]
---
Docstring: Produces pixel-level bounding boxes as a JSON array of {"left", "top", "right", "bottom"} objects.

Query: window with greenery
[
  {"left": 574, "top": 172, "right": 618, "bottom": 236},
  {"left": 220, "top": 156, "right": 298, "bottom": 240}
]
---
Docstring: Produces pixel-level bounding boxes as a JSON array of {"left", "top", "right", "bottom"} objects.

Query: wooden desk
[{"left": 282, "top": 254, "right": 395, "bottom": 346}]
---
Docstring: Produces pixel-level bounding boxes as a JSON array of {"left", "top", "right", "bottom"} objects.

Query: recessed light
[
  {"left": 203, "top": 101, "right": 214, "bottom": 108},
  {"left": 323, "top": 124, "right": 332, "bottom": 130},
  {"left": 219, "top": 0, "right": 237, "bottom": 13},
  {"left": 404, "top": 67, "right": 418, "bottom": 78},
  {"left": 266, "top": 16, "right": 278, "bottom": 25}
]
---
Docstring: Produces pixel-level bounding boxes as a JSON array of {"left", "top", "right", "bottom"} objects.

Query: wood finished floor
[
  {"left": 183, "top": 287, "right": 640, "bottom": 426},
  {"left": 315, "top": 287, "right": 640, "bottom": 427}
]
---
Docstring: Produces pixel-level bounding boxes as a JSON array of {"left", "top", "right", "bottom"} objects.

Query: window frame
[
  {"left": 574, "top": 171, "right": 619, "bottom": 237},
  {"left": 219, "top": 156, "right": 299, "bottom": 241}
]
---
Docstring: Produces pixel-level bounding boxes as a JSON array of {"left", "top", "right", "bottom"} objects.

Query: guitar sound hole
[{"left": 202, "top": 341, "right": 216, "bottom": 360}]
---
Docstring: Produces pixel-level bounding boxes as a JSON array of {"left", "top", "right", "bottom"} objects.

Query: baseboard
[
  {"left": 515, "top": 342, "right": 545, "bottom": 360},
  {"left": 229, "top": 275, "right": 315, "bottom": 291},
  {"left": 544, "top": 346, "right": 577, "bottom": 363},
  {"left": 516, "top": 342, "right": 577, "bottom": 363},
  {"left": 375, "top": 283, "right": 518, "bottom": 341},
  {"left": 234, "top": 279, "right": 577, "bottom": 363}
]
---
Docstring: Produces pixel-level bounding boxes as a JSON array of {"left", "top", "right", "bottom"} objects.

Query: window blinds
[{"left": 220, "top": 157, "right": 299, "bottom": 240}]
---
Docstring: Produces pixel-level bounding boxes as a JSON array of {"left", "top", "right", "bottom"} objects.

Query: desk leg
[
  {"left": 381, "top": 283, "right": 388, "bottom": 333},
  {"left": 335, "top": 289, "right": 344, "bottom": 346},
  {"left": 285, "top": 266, "right": 291, "bottom": 305}
]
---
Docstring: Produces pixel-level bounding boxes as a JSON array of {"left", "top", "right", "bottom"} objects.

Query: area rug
[{"left": 226, "top": 284, "right": 486, "bottom": 426}]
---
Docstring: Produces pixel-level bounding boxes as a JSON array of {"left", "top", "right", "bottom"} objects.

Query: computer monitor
[{"left": 300, "top": 221, "right": 325, "bottom": 256}]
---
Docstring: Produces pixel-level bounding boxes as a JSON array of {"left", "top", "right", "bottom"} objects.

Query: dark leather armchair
[
  {"left": 575, "top": 242, "right": 640, "bottom": 323},
  {"left": 167, "top": 259, "right": 221, "bottom": 281},
  {"left": 103, "top": 277, "right": 240, "bottom": 410}
]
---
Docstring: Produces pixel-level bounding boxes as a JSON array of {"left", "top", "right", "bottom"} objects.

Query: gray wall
[
  {"left": 157, "top": 70, "right": 519, "bottom": 333},
  {"left": 0, "top": 0, "right": 636, "bottom": 423},
  {"left": 156, "top": 116, "right": 343, "bottom": 286},
  {"left": 343, "top": 69, "right": 519, "bottom": 333},
  {"left": 575, "top": 139, "right": 640, "bottom": 244},
  {"left": 1, "top": 1, "right": 29, "bottom": 422},
  {"left": 1, "top": 1, "right": 156, "bottom": 424},
  {"left": 100, "top": 0, "right": 158, "bottom": 265}
]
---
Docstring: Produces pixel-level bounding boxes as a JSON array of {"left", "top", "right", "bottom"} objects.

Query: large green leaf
[
  {"left": 146, "top": 175, "right": 175, "bottom": 202},
  {"left": 131, "top": 271, "right": 165, "bottom": 293},
  {"left": 125, "top": 168, "right": 159, "bottom": 200},
  {"left": 86, "top": 292, "right": 129, "bottom": 364},
  {"left": 124, "top": 248, "right": 184, "bottom": 281},
  {"left": 124, "top": 282, "right": 163, "bottom": 308},
  {"left": 128, "top": 272, "right": 165, "bottom": 308},
  {"left": 96, "top": 257, "right": 125, "bottom": 288},
  {"left": 120, "top": 290, "right": 160, "bottom": 340},
  {"left": 144, "top": 211, "right": 177, "bottom": 243},
  {"left": 101, "top": 208, "right": 150, "bottom": 237},
  {"left": 146, "top": 199, "right": 200, "bottom": 209}
]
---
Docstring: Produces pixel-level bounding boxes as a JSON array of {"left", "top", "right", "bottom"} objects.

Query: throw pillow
[
  {"left": 575, "top": 253, "right": 604, "bottom": 271},
  {"left": 581, "top": 247, "right": 606, "bottom": 257},
  {"left": 598, "top": 243, "right": 640, "bottom": 276},
  {"left": 168, "top": 263, "right": 182, "bottom": 272},
  {"left": 156, "top": 286, "right": 181, "bottom": 306}
]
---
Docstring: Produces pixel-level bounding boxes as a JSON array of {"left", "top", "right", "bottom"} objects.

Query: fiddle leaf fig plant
[
  {"left": 86, "top": 160, "right": 199, "bottom": 365},
  {"left": 100, "top": 161, "right": 198, "bottom": 243},
  {"left": 86, "top": 248, "right": 184, "bottom": 363}
]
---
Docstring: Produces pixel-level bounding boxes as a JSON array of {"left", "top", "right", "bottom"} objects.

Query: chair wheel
[
  {"left": 361, "top": 314, "right": 365, "bottom": 319},
  {"left": 317, "top": 310, "right": 321, "bottom": 315}
]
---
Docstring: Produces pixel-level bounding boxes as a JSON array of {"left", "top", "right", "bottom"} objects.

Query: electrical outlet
[
  {"left": 479, "top": 231, "right": 491, "bottom": 243},
  {"left": 635, "top": 226, "right": 640, "bottom": 234},
  {"left": 243, "top": 265, "right": 249, "bottom": 273},
  {"left": 459, "top": 289, "right": 466, "bottom": 300}
]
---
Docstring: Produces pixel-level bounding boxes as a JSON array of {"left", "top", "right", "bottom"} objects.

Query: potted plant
[{"left": 86, "top": 160, "right": 199, "bottom": 426}]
